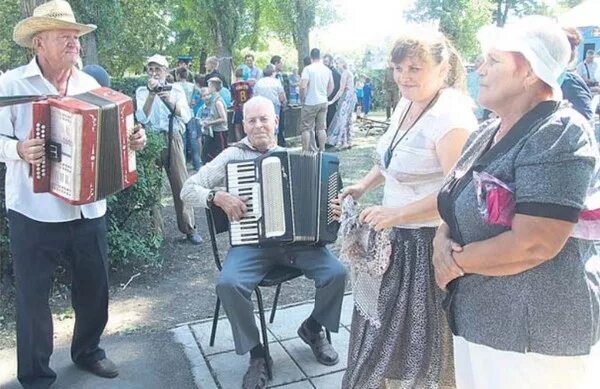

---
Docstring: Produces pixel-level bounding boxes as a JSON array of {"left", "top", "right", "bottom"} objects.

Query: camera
[{"left": 148, "top": 83, "right": 172, "bottom": 93}]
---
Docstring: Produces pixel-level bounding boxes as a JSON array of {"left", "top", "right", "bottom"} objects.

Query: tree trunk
[
  {"left": 81, "top": 32, "right": 99, "bottom": 65},
  {"left": 501, "top": 0, "right": 510, "bottom": 27},
  {"left": 20, "top": 0, "right": 48, "bottom": 18},
  {"left": 293, "top": 0, "right": 312, "bottom": 72},
  {"left": 217, "top": 46, "right": 233, "bottom": 87},
  {"left": 294, "top": 31, "right": 310, "bottom": 73}
]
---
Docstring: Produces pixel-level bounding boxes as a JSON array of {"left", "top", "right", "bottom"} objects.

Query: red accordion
[{"left": 30, "top": 87, "right": 137, "bottom": 205}]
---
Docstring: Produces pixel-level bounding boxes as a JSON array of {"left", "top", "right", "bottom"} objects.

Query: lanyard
[{"left": 383, "top": 90, "right": 441, "bottom": 168}]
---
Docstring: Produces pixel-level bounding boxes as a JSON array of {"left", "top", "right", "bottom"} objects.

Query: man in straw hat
[{"left": 0, "top": 1, "right": 146, "bottom": 387}]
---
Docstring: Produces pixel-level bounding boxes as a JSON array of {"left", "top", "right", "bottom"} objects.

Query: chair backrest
[{"left": 205, "top": 207, "right": 230, "bottom": 271}]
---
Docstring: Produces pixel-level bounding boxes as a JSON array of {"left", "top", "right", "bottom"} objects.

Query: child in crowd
[{"left": 231, "top": 67, "right": 253, "bottom": 141}]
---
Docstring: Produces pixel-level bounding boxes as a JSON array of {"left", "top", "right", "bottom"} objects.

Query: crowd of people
[
  {"left": 161, "top": 49, "right": 384, "bottom": 165},
  {"left": 1, "top": 1, "right": 599, "bottom": 389}
]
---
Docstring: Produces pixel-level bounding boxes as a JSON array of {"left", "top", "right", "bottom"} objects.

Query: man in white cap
[
  {"left": 0, "top": 1, "right": 147, "bottom": 387},
  {"left": 135, "top": 54, "right": 202, "bottom": 244}
]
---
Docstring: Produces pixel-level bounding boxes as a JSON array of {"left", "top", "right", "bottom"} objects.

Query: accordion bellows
[
  {"left": 226, "top": 150, "right": 342, "bottom": 246},
  {"left": 31, "top": 87, "right": 137, "bottom": 205}
]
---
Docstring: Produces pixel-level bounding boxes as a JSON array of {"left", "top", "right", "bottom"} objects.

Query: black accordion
[{"left": 226, "top": 150, "right": 342, "bottom": 246}]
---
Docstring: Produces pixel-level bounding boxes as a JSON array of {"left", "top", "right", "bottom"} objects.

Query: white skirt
[{"left": 453, "top": 335, "right": 600, "bottom": 389}]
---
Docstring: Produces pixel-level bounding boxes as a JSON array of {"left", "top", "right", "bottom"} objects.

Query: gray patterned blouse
[{"left": 437, "top": 101, "right": 600, "bottom": 356}]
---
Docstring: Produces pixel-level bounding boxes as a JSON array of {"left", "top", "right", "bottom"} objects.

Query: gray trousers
[
  {"left": 159, "top": 131, "right": 195, "bottom": 235},
  {"left": 216, "top": 245, "right": 348, "bottom": 355}
]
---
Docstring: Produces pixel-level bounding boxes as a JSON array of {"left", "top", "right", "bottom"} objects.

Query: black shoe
[
  {"left": 297, "top": 320, "right": 339, "bottom": 366},
  {"left": 242, "top": 356, "right": 272, "bottom": 389},
  {"left": 77, "top": 357, "right": 119, "bottom": 378},
  {"left": 186, "top": 233, "right": 203, "bottom": 245}
]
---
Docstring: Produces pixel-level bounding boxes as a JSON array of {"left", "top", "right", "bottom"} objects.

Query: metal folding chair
[{"left": 205, "top": 207, "right": 331, "bottom": 379}]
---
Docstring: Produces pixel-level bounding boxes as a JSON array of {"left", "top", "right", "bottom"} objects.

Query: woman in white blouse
[{"left": 339, "top": 30, "right": 478, "bottom": 388}]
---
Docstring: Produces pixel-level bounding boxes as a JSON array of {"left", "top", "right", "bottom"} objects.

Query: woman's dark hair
[
  {"left": 270, "top": 55, "right": 282, "bottom": 65},
  {"left": 390, "top": 30, "right": 466, "bottom": 90}
]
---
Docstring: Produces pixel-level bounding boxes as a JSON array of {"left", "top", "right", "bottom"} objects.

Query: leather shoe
[
  {"left": 242, "top": 356, "right": 272, "bottom": 389},
  {"left": 297, "top": 321, "right": 339, "bottom": 366},
  {"left": 186, "top": 232, "right": 203, "bottom": 245},
  {"left": 77, "top": 357, "right": 119, "bottom": 378}
]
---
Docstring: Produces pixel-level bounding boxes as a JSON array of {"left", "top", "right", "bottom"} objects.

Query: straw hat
[{"left": 13, "top": 0, "right": 96, "bottom": 48}]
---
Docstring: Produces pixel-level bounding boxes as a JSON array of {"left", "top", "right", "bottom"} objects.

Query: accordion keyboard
[{"left": 227, "top": 161, "right": 262, "bottom": 245}]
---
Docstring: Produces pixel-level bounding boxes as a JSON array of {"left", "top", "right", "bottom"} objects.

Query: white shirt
[
  {"left": 135, "top": 84, "right": 192, "bottom": 130},
  {"left": 301, "top": 63, "right": 333, "bottom": 106},
  {"left": 577, "top": 61, "right": 598, "bottom": 82},
  {"left": 0, "top": 57, "right": 104, "bottom": 222},
  {"left": 374, "top": 88, "right": 478, "bottom": 228},
  {"left": 253, "top": 77, "right": 285, "bottom": 108}
]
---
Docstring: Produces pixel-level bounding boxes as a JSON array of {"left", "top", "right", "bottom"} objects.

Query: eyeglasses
[{"left": 147, "top": 67, "right": 165, "bottom": 75}]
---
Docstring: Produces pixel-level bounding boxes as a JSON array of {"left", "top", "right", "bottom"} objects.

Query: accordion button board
[{"left": 30, "top": 87, "right": 137, "bottom": 205}]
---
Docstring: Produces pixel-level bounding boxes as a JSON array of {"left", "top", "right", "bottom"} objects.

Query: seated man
[{"left": 181, "top": 96, "right": 347, "bottom": 389}]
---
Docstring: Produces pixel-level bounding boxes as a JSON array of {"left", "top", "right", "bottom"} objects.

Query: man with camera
[{"left": 136, "top": 54, "right": 202, "bottom": 244}]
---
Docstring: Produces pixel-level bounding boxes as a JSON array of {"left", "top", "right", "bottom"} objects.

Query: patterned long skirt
[
  {"left": 342, "top": 227, "right": 455, "bottom": 389},
  {"left": 326, "top": 90, "right": 357, "bottom": 148}
]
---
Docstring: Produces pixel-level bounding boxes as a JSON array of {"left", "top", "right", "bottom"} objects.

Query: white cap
[
  {"left": 146, "top": 54, "right": 169, "bottom": 68},
  {"left": 478, "top": 16, "right": 570, "bottom": 100}
]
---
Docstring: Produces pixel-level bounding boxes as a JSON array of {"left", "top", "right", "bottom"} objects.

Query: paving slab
[
  {"left": 190, "top": 316, "right": 239, "bottom": 356},
  {"left": 170, "top": 295, "right": 354, "bottom": 388},
  {"left": 311, "top": 370, "right": 345, "bottom": 388},
  {"left": 171, "top": 326, "right": 218, "bottom": 389},
  {"left": 264, "top": 303, "right": 315, "bottom": 341},
  {"left": 339, "top": 294, "right": 354, "bottom": 327},
  {"left": 207, "top": 342, "right": 305, "bottom": 388},
  {"left": 281, "top": 327, "right": 350, "bottom": 378},
  {"left": 271, "top": 379, "right": 315, "bottom": 388}
]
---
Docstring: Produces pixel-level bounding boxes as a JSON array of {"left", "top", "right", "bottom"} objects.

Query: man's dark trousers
[
  {"left": 326, "top": 100, "right": 338, "bottom": 130},
  {"left": 8, "top": 210, "right": 109, "bottom": 389}
]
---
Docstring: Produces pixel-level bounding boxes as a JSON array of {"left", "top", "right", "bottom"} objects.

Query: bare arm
[
  {"left": 205, "top": 100, "right": 227, "bottom": 125},
  {"left": 299, "top": 79, "right": 308, "bottom": 102},
  {"left": 143, "top": 92, "right": 156, "bottom": 118},
  {"left": 454, "top": 214, "right": 574, "bottom": 276},
  {"left": 360, "top": 128, "right": 469, "bottom": 230},
  {"left": 278, "top": 91, "right": 287, "bottom": 106}
]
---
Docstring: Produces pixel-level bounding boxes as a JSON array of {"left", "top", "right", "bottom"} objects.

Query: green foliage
[
  {"left": 407, "top": 0, "right": 494, "bottom": 62},
  {"left": 358, "top": 69, "right": 385, "bottom": 111},
  {"left": 111, "top": 75, "right": 148, "bottom": 98},
  {"left": 0, "top": 0, "right": 28, "bottom": 71},
  {"left": 261, "top": 0, "right": 336, "bottom": 69},
  {"left": 491, "top": 0, "right": 551, "bottom": 26},
  {"left": 106, "top": 131, "right": 165, "bottom": 266}
]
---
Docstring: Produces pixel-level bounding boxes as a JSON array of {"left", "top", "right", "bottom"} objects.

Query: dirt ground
[{"left": 0, "top": 121, "right": 386, "bottom": 351}]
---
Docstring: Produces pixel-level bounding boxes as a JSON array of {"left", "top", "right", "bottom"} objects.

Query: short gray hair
[
  {"left": 206, "top": 56, "right": 219, "bottom": 67},
  {"left": 243, "top": 96, "right": 276, "bottom": 118}
]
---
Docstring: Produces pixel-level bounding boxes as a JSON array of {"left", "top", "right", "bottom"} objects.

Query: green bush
[
  {"left": 111, "top": 75, "right": 148, "bottom": 98},
  {"left": 106, "top": 131, "right": 165, "bottom": 266},
  {"left": 0, "top": 132, "right": 166, "bottom": 275}
]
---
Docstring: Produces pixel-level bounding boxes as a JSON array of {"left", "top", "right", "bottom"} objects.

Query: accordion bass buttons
[{"left": 33, "top": 122, "right": 48, "bottom": 177}]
